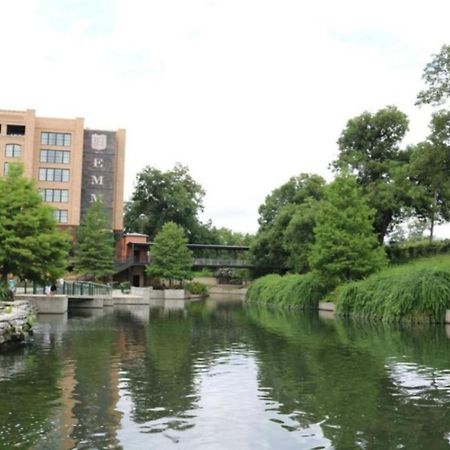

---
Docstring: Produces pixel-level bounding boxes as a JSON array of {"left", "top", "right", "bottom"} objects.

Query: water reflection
[{"left": 2, "top": 300, "right": 450, "bottom": 448}]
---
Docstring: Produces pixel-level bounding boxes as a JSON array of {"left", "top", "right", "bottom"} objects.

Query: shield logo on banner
[{"left": 91, "top": 134, "right": 107, "bottom": 151}]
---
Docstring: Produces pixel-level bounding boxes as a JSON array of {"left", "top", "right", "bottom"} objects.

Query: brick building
[{"left": 0, "top": 109, "right": 125, "bottom": 233}]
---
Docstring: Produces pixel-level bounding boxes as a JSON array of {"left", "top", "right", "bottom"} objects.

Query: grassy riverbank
[
  {"left": 246, "top": 255, "right": 450, "bottom": 322},
  {"left": 246, "top": 272, "right": 331, "bottom": 309}
]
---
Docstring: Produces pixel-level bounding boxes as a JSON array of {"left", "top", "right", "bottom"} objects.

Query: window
[
  {"left": 53, "top": 210, "right": 68, "bottom": 224},
  {"left": 7, "top": 125, "right": 25, "bottom": 136},
  {"left": 5, "top": 144, "right": 21, "bottom": 158},
  {"left": 39, "top": 189, "right": 69, "bottom": 203},
  {"left": 40, "top": 132, "right": 71, "bottom": 146},
  {"left": 39, "top": 168, "right": 70, "bottom": 182},
  {"left": 4, "top": 162, "right": 9, "bottom": 175},
  {"left": 40, "top": 149, "right": 70, "bottom": 164}
]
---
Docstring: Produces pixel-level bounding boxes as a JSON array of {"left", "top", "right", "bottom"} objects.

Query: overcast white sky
[{"left": 1, "top": 0, "right": 449, "bottom": 233}]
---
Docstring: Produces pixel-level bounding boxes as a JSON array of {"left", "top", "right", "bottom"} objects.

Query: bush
[
  {"left": 0, "top": 286, "right": 14, "bottom": 301},
  {"left": 119, "top": 281, "right": 131, "bottom": 293},
  {"left": 334, "top": 261, "right": 450, "bottom": 322},
  {"left": 386, "top": 239, "right": 450, "bottom": 264},
  {"left": 185, "top": 281, "right": 208, "bottom": 296},
  {"left": 246, "top": 272, "right": 331, "bottom": 309}
]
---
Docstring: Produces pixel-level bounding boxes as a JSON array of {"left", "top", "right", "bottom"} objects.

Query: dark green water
[{"left": 2, "top": 297, "right": 450, "bottom": 449}]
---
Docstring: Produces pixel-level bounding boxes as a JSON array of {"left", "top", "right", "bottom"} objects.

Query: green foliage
[
  {"left": 0, "top": 287, "right": 14, "bottom": 302},
  {"left": 416, "top": 44, "right": 450, "bottom": 106},
  {"left": 147, "top": 222, "right": 193, "bottom": 285},
  {"left": 335, "top": 256, "right": 450, "bottom": 322},
  {"left": 246, "top": 272, "right": 331, "bottom": 309},
  {"left": 409, "top": 111, "right": 450, "bottom": 240},
  {"left": 120, "top": 281, "right": 131, "bottom": 293},
  {"left": 75, "top": 200, "right": 114, "bottom": 281},
  {"left": 309, "top": 174, "right": 387, "bottom": 284},
  {"left": 251, "top": 173, "right": 326, "bottom": 276},
  {"left": 124, "top": 163, "right": 206, "bottom": 241},
  {"left": 194, "top": 268, "right": 214, "bottom": 277},
  {"left": 0, "top": 163, "right": 70, "bottom": 285},
  {"left": 185, "top": 281, "right": 208, "bottom": 295},
  {"left": 333, "top": 106, "right": 411, "bottom": 242},
  {"left": 386, "top": 239, "right": 450, "bottom": 264}
]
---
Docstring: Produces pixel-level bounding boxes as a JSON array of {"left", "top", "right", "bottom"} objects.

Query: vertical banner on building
[{"left": 81, "top": 130, "right": 116, "bottom": 226}]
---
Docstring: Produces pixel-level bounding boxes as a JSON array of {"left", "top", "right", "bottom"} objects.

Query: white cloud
[{"left": 1, "top": 0, "right": 450, "bottom": 233}]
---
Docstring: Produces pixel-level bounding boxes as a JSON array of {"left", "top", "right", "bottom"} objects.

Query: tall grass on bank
[
  {"left": 245, "top": 272, "right": 331, "bottom": 309},
  {"left": 335, "top": 261, "right": 450, "bottom": 323}
]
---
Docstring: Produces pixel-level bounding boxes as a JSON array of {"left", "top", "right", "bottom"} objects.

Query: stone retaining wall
[{"left": 0, "top": 300, "right": 35, "bottom": 347}]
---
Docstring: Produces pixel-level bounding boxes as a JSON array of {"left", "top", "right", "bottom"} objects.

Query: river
[{"left": 1, "top": 296, "right": 450, "bottom": 449}]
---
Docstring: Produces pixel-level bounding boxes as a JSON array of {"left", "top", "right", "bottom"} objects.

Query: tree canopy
[
  {"left": 251, "top": 173, "right": 326, "bottom": 276},
  {"left": 75, "top": 200, "right": 115, "bottom": 281},
  {"left": 417, "top": 44, "right": 450, "bottom": 106},
  {"left": 124, "top": 163, "right": 206, "bottom": 242},
  {"left": 0, "top": 164, "right": 70, "bottom": 285},
  {"left": 309, "top": 174, "right": 387, "bottom": 284},
  {"left": 146, "top": 222, "right": 193, "bottom": 286},
  {"left": 333, "top": 105, "right": 411, "bottom": 243},
  {"left": 409, "top": 110, "right": 450, "bottom": 241}
]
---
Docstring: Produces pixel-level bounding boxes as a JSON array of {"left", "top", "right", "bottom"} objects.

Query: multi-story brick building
[{"left": 0, "top": 109, "right": 125, "bottom": 233}]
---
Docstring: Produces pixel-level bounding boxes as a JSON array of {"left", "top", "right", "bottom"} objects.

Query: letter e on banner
[{"left": 93, "top": 158, "right": 104, "bottom": 168}]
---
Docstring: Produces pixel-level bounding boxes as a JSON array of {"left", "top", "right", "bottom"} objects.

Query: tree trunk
[{"left": 430, "top": 191, "right": 438, "bottom": 243}]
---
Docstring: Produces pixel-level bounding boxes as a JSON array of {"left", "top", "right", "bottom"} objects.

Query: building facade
[{"left": 0, "top": 109, "right": 125, "bottom": 232}]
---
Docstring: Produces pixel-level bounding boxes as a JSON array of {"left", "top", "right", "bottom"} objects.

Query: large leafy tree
[
  {"left": 333, "top": 106, "right": 410, "bottom": 243},
  {"left": 409, "top": 111, "right": 450, "bottom": 241},
  {"left": 146, "top": 222, "right": 193, "bottom": 287},
  {"left": 309, "top": 174, "right": 387, "bottom": 284},
  {"left": 416, "top": 44, "right": 450, "bottom": 106},
  {"left": 75, "top": 200, "right": 114, "bottom": 281},
  {"left": 0, "top": 164, "right": 70, "bottom": 285},
  {"left": 124, "top": 163, "right": 205, "bottom": 242},
  {"left": 251, "top": 173, "right": 326, "bottom": 276}
]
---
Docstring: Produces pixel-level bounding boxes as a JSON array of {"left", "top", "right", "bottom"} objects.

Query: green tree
[
  {"left": 146, "top": 222, "right": 193, "bottom": 287},
  {"left": 284, "top": 198, "right": 321, "bottom": 273},
  {"left": 416, "top": 44, "right": 450, "bottom": 106},
  {"left": 124, "top": 163, "right": 205, "bottom": 241},
  {"left": 75, "top": 200, "right": 114, "bottom": 281},
  {"left": 251, "top": 173, "right": 326, "bottom": 276},
  {"left": 309, "top": 174, "right": 387, "bottom": 284},
  {"left": 333, "top": 106, "right": 411, "bottom": 243},
  {"left": 0, "top": 164, "right": 70, "bottom": 286},
  {"left": 409, "top": 111, "right": 450, "bottom": 241}
]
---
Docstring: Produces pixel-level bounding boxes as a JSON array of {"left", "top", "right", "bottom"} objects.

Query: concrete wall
[
  {"left": 164, "top": 289, "right": 186, "bottom": 300},
  {"left": 17, "top": 294, "right": 69, "bottom": 314}
]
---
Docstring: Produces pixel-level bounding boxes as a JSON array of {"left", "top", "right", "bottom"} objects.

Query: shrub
[
  {"left": 0, "top": 286, "right": 14, "bottom": 301},
  {"left": 185, "top": 281, "right": 208, "bottom": 296},
  {"left": 386, "top": 239, "right": 450, "bottom": 264},
  {"left": 246, "top": 272, "right": 331, "bottom": 309},
  {"left": 335, "top": 262, "right": 450, "bottom": 322},
  {"left": 120, "top": 281, "right": 131, "bottom": 293}
]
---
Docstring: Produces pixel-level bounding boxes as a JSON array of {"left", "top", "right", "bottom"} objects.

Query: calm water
[{"left": 2, "top": 298, "right": 450, "bottom": 449}]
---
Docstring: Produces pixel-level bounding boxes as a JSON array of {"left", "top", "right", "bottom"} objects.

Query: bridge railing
[
  {"left": 22, "top": 280, "right": 111, "bottom": 297},
  {"left": 63, "top": 281, "right": 112, "bottom": 297},
  {"left": 192, "top": 258, "right": 253, "bottom": 268}
]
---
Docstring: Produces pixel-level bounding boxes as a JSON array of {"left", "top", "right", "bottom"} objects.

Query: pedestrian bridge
[{"left": 115, "top": 243, "right": 254, "bottom": 273}]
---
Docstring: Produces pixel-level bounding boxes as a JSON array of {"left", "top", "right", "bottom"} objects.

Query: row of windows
[
  {"left": 39, "top": 168, "right": 70, "bottom": 182},
  {"left": 5, "top": 144, "right": 21, "bottom": 158},
  {"left": 53, "top": 210, "right": 68, "bottom": 224},
  {"left": 40, "top": 189, "right": 69, "bottom": 203},
  {"left": 41, "top": 132, "right": 71, "bottom": 147},
  {"left": 40, "top": 149, "right": 70, "bottom": 164}
]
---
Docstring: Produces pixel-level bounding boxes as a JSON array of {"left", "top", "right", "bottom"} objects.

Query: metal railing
[{"left": 23, "top": 280, "right": 111, "bottom": 297}]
